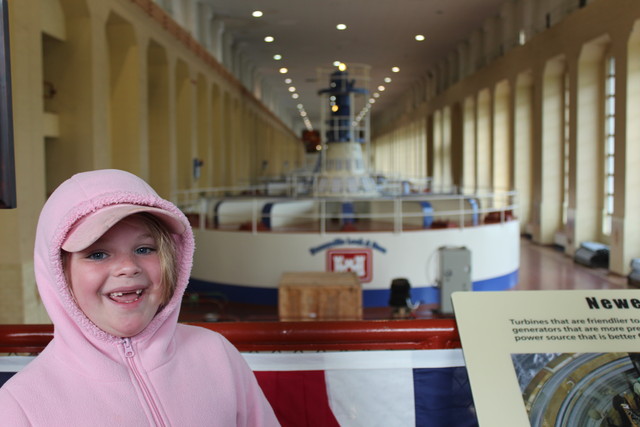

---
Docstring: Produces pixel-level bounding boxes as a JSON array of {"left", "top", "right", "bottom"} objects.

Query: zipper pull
[{"left": 122, "top": 337, "right": 135, "bottom": 358}]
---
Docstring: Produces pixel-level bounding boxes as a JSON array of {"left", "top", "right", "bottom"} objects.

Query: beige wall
[
  {"left": 1, "top": 0, "right": 302, "bottom": 323},
  {"left": 372, "top": 0, "right": 640, "bottom": 276}
]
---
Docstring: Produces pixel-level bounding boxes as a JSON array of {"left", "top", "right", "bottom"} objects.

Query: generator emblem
[{"left": 327, "top": 248, "right": 372, "bottom": 282}]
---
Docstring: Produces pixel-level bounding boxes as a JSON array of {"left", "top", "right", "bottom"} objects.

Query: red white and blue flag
[{"left": 247, "top": 349, "right": 478, "bottom": 427}]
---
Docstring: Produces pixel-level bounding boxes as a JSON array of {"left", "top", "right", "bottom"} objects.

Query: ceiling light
[
  {"left": 338, "top": 63, "right": 347, "bottom": 71},
  {"left": 264, "top": 36, "right": 274, "bottom": 43},
  {"left": 373, "top": 93, "right": 380, "bottom": 98},
  {"left": 369, "top": 98, "right": 375, "bottom": 104},
  {"left": 292, "top": 93, "right": 299, "bottom": 99},
  {"left": 378, "top": 85, "right": 385, "bottom": 91},
  {"left": 279, "top": 67, "right": 288, "bottom": 74},
  {"left": 391, "top": 66, "right": 400, "bottom": 73},
  {"left": 336, "top": 24, "right": 347, "bottom": 30},
  {"left": 252, "top": 11, "right": 263, "bottom": 18},
  {"left": 273, "top": 54, "right": 282, "bottom": 60},
  {"left": 384, "top": 77, "right": 392, "bottom": 83},
  {"left": 332, "top": 61, "right": 341, "bottom": 67},
  {"left": 297, "top": 104, "right": 303, "bottom": 109},
  {"left": 285, "top": 78, "right": 292, "bottom": 84},
  {"left": 415, "top": 34, "right": 425, "bottom": 41},
  {"left": 288, "top": 86, "right": 296, "bottom": 92}
]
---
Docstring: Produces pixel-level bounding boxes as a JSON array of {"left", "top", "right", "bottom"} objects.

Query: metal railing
[
  {"left": 0, "top": 319, "right": 460, "bottom": 353},
  {"left": 173, "top": 184, "right": 518, "bottom": 234}
]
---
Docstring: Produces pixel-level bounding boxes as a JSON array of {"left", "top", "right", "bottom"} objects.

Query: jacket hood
[{"left": 34, "top": 169, "right": 195, "bottom": 370}]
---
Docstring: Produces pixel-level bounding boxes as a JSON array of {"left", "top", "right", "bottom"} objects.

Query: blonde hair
[{"left": 135, "top": 212, "right": 178, "bottom": 306}]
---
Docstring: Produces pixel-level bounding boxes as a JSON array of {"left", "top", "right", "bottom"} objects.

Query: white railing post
[
  {"left": 252, "top": 198, "right": 258, "bottom": 234},
  {"left": 199, "top": 198, "right": 206, "bottom": 230},
  {"left": 394, "top": 197, "right": 402, "bottom": 234},
  {"left": 320, "top": 199, "right": 326, "bottom": 235}
]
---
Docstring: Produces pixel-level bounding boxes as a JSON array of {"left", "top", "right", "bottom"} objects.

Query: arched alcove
[
  {"left": 235, "top": 103, "right": 250, "bottom": 185},
  {"left": 441, "top": 106, "right": 453, "bottom": 190},
  {"left": 146, "top": 39, "right": 170, "bottom": 198},
  {"left": 262, "top": 123, "right": 274, "bottom": 178},
  {"left": 232, "top": 102, "right": 244, "bottom": 183},
  {"left": 411, "top": 117, "right": 427, "bottom": 178},
  {"left": 222, "top": 92, "right": 232, "bottom": 185},
  {"left": 260, "top": 118, "right": 275, "bottom": 177},
  {"left": 210, "top": 83, "right": 223, "bottom": 186},
  {"left": 175, "top": 59, "right": 192, "bottom": 190},
  {"left": 449, "top": 103, "right": 463, "bottom": 189},
  {"left": 106, "top": 12, "right": 141, "bottom": 174},
  {"left": 42, "top": 0, "right": 91, "bottom": 196},
  {"left": 493, "top": 80, "right": 511, "bottom": 192},
  {"left": 537, "top": 55, "right": 566, "bottom": 244},
  {"left": 196, "top": 73, "right": 210, "bottom": 187},
  {"left": 477, "top": 89, "right": 492, "bottom": 192},
  {"left": 575, "top": 34, "right": 611, "bottom": 246},
  {"left": 246, "top": 111, "right": 258, "bottom": 181},
  {"left": 462, "top": 96, "right": 476, "bottom": 193},
  {"left": 432, "top": 110, "right": 443, "bottom": 190},
  {"left": 514, "top": 71, "right": 534, "bottom": 233}
]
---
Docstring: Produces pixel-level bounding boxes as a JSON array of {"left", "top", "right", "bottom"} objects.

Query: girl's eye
[
  {"left": 87, "top": 251, "right": 107, "bottom": 261},
  {"left": 136, "top": 246, "right": 156, "bottom": 255}
]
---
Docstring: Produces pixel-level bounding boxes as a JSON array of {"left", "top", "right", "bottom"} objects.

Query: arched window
[
  {"left": 561, "top": 72, "right": 570, "bottom": 226},
  {"left": 602, "top": 56, "right": 615, "bottom": 236}
]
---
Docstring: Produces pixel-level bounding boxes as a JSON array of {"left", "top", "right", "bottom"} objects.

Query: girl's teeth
[{"left": 109, "top": 289, "right": 143, "bottom": 298}]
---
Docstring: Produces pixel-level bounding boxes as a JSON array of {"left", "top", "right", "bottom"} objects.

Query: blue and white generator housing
[{"left": 176, "top": 64, "right": 520, "bottom": 308}]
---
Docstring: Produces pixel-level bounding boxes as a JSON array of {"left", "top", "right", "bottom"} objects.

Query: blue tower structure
[
  {"left": 318, "top": 70, "right": 368, "bottom": 143},
  {"left": 312, "top": 64, "right": 378, "bottom": 197}
]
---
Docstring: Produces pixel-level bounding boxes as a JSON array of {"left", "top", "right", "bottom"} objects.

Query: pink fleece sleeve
[
  {"left": 0, "top": 387, "right": 33, "bottom": 426},
  {"left": 219, "top": 338, "right": 281, "bottom": 427}
]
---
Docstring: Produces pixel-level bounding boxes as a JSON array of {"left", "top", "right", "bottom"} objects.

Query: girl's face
[{"left": 66, "top": 216, "right": 164, "bottom": 338}]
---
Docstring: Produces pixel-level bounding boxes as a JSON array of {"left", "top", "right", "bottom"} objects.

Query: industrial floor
[{"left": 178, "top": 237, "right": 630, "bottom": 323}]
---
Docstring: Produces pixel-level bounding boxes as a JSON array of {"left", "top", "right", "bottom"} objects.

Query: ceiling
[{"left": 202, "top": 0, "right": 506, "bottom": 135}]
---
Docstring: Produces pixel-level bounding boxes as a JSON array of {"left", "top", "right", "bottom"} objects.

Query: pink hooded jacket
[{"left": 0, "top": 169, "right": 279, "bottom": 426}]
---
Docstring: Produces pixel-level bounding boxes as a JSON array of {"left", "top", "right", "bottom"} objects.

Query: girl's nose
[{"left": 115, "top": 254, "right": 142, "bottom": 276}]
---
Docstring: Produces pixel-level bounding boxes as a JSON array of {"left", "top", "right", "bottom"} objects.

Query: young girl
[{"left": 0, "top": 169, "right": 279, "bottom": 426}]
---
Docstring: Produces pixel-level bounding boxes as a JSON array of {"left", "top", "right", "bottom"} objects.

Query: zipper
[{"left": 122, "top": 338, "right": 167, "bottom": 427}]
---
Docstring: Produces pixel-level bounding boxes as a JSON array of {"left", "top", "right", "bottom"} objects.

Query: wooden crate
[{"left": 278, "top": 272, "right": 362, "bottom": 321}]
